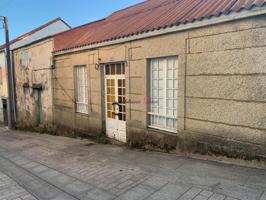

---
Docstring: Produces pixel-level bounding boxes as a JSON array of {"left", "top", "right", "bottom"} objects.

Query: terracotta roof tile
[{"left": 54, "top": 0, "right": 266, "bottom": 52}]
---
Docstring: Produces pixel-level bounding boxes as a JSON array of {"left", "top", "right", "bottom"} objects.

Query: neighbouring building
[
  {"left": 0, "top": 50, "right": 7, "bottom": 125},
  {"left": 0, "top": 18, "right": 70, "bottom": 128},
  {"left": 52, "top": 0, "right": 266, "bottom": 160}
]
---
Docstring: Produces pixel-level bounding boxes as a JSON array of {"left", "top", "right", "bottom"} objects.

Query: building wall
[
  {"left": 53, "top": 51, "right": 103, "bottom": 136},
  {"left": 0, "top": 52, "right": 7, "bottom": 123},
  {"left": 183, "top": 16, "right": 266, "bottom": 159},
  {"left": 0, "top": 19, "right": 70, "bottom": 126},
  {"left": 0, "top": 52, "right": 7, "bottom": 96},
  {"left": 14, "top": 39, "right": 54, "bottom": 130},
  {"left": 53, "top": 15, "right": 266, "bottom": 159}
]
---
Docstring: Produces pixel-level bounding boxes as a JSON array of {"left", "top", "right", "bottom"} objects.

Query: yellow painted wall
[{"left": 0, "top": 51, "right": 8, "bottom": 98}]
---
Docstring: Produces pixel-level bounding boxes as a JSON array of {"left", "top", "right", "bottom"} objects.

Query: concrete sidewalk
[{"left": 0, "top": 127, "right": 265, "bottom": 200}]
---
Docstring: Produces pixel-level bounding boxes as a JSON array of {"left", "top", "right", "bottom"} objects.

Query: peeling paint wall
[
  {"left": 0, "top": 52, "right": 7, "bottom": 98},
  {"left": 53, "top": 15, "right": 266, "bottom": 159},
  {"left": 14, "top": 39, "right": 54, "bottom": 130},
  {"left": 0, "top": 52, "right": 6, "bottom": 123}
]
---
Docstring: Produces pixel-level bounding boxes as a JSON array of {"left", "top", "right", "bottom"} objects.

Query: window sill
[
  {"left": 147, "top": 126, "right": 177, "bottom": 137},
  {"left": 75, "top": 112, "right": 89, "bottom": 117}
]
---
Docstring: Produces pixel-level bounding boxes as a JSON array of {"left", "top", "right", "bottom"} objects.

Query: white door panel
[{"left": 105, "top": 63, "right": 126, "bottom": 142}]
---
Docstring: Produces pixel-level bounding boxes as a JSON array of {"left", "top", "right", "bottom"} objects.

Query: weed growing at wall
[{"left": 96, "top": 135, "right": 110, "bottom": 144}]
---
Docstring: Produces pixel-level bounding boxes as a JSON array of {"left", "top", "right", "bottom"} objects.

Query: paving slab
[
  {"left": 193, "top": 195, "right": 210, "bottom": 200},
  {"left": 146, "top": 183, "right": 189, "bottom": 200},
  {"left": 78, "top": 188, "right": 116, "bottom": 200},
  {"left": 116, "top": 184, "right": 154, "bottom": 200},
  {"left": 260, "top": 191, "right": 266, "bottom": 200},
  {"left": 178, "top": 187, "right": 202, "bottom": 200},
  {"left": 38, "top": 168, "right": 61, "bottom": 179},
  {"left": 209, "top": 194, "right": 226, "bottom": 200},
  {"left": 0, "top": 128, "right": 265, "bottom": 200},
  {"left": 62, "top": 180, "right": 94, "bottom": 196},
  {"left": 0, "top": 155, "right": 78, "bottom": 200},
  {"left": 141, "top": 176, "right": 168, "bottom": 190},
  {"left": 49, "top": 173, "right": 76, "bottom": 187},
  {"left": 0, "top": 170, "right": 37, "bottom": 200}
]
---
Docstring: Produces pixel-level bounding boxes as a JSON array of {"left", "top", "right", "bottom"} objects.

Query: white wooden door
[{"left": 105, "top": 63, "right": 126, "bottom": 142}]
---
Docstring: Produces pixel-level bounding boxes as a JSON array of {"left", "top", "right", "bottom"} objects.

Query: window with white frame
[
  {"left": 148, "top": 57, "right": 178, "bottom": 133},
  {"left": 21, "top": 50, "right": 29, "bottom": 68},
  {"left": 75, "top": 65, "right": 88, "bottom": 114}
]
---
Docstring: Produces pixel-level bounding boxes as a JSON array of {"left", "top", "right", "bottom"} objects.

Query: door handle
[
  {"left": 112, "top": 102, "right": 121, "bottom": 106},
  {"left": 112, "top": 102, "right": 121, "bottom": 116}
]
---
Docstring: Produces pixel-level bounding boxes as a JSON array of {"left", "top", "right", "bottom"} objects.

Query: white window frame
[
  {"left": 75, "top": 65, "right": 88, "bottom": 114},
  {"left": 148, "top": 57, "right": 178, "bottom": 133},
  {"left": 21, "top": 50, "right": 29, "bottom": 68}
]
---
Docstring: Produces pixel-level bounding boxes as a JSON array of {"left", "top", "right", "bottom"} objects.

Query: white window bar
[
  {"left": 75, "top": 65, "right": 88, "bottom": 114},
  {"left": 148, "top": 57, "right": 178, "bottom": 133}
]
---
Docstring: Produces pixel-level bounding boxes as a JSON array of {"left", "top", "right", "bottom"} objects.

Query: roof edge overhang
[
  {"left": 0, "top": 17, "right": 66, "bottom": 50},
  {"left": 11, "top": 36, "right": 53, "bottom": 52},
  {"left": 54, "top": 6, "right": 266, "bottom": 56}
]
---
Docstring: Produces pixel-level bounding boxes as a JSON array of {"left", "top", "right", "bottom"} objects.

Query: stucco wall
[
  {"left": 0, "top": 52, "right": 6, "bottom": 123},
  {"left": 53, "top": 15, "right": 266, "bottom": 159},
  {"left": 14, "top": 39, "right": 54, "bottom": 130},
  {"left": 0, "top": 52, "right": 7, "bottom": 98}
]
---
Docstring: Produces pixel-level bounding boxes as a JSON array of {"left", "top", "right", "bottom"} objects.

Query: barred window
[
  {"left": 75, "top": 65, "right": 88, "bottom": 114},
  {"left": 148, "top": 57, "right": 178, "bottom": 133}
]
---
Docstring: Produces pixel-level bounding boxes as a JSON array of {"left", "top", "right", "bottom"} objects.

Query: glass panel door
[{"left": 105, "top": 62, "right": 126, "bottom": 142}]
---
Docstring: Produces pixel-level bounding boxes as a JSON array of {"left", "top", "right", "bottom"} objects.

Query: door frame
[{"left": 103, "top": 62, "right": 127, "bottom": 142}]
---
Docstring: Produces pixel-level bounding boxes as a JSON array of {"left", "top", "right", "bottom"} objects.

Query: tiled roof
[
  {"left": 0, "top": 18, "right": 70, "bottom": 49},
  {"left": 54, "top": 0, "right": 266, "bottom": 52}
]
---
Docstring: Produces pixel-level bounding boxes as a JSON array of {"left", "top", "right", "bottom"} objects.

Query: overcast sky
[{"left": 0, "top": 0, "right": 143, "bottom": 44}]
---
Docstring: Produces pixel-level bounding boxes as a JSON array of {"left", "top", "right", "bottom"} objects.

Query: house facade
[
  {"left": 0, "top": 18, "right": 70, "bottom": 128},
  {"left": 52, "top": 0, "right": 266, "bottom": 160},
  {"left": 13, "top": 38, "right": 54, "bottom": 130}
]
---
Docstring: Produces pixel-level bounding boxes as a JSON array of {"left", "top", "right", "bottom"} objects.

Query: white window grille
[
  {"left": 75, "top": 65, "right": 88, "bottom": 114},
  {"left": 148, "top": 57, "right": 178, "bottom": 133},
  {"left": 21, "top": 50, "right": 29, "bottom": 68}
]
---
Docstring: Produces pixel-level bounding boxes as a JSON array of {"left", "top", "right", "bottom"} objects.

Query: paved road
[{"left": 0, "top": 127, "right": 265, "bottom": 200}]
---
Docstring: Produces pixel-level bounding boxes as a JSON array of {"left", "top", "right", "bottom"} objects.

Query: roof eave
[
  {"left": 54, "top": 6, "right": 266, "bottom": 56},
  {"left": 11, "top": 36, "right": 53, "bottom": 52},
  {"left": 0, "top": 17, "right": 68, "bottom": 50}
]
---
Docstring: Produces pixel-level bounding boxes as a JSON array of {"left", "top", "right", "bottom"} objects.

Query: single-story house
[{"left": 52, "top": 0, "right": 266, "bottom": 160}]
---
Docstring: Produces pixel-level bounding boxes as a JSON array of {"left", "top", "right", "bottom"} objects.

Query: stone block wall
[
  {"left": 53, "top": 15, "right": 266, "bottom": 159},
  {"left": 53, "top": 51, "right": 103, "bottom": 137},
  {"left": 182, "top": 15, "right": 266, "bottom": 160}
]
